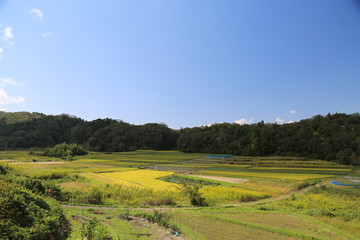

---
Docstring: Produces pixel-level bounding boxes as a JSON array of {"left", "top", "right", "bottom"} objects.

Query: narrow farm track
[{"left": 60, "top": 181, "right": 327, "bottom": 211}]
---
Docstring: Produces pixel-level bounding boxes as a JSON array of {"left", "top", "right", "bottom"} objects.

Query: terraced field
[{"left": 2, "top": 150, "right": 358, "bottom": 240}]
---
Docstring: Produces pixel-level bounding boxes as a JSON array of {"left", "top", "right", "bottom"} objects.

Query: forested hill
[
  {"left": 0, "top": 112, "right": 359, "bottom": 165},
  {"left": 0, "top": 112, "right": 179, "bottom": 152},
  {"left": 177, "top": 113, "right": 360, "bottom": 165}
]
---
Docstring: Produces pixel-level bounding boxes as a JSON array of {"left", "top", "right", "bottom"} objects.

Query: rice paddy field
[{"left": 1, "top": 150, "right": 359, "bottom": 239}]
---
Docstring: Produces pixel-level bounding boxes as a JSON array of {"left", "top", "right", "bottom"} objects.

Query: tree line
[
  {"left": 0, "top": 112, "right": 179, "bottom": 152},
  {"left": 177, "top": 113, "right": 360, "bottom": 165},
  {"left": 0, "top": 111, "right": 359, "bottom": 165}
]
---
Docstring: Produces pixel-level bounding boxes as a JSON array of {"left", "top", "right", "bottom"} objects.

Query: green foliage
[
  {"left": 0, "top": 181, "right": 71, "bottom": 240},
  {"left": 181, "top": 183, "right": 209, "bottom": 206},
  {"left": 43, "top": 143, "right": 87, "bottom": 159},
  {"left": 118, "top": 208, "right": 130, "bottom": 219},
  {"left": 28, "top": 148, "right": 36, "bottom": 155},
  {"left": 81, "top": 218, "right": 110, "bottom": 240},
  {"left": 69, "top": 187, "right": 103, "bottom": 205},
  {"left": 0, "top": 111, "right": 179, "bottom": 152},
  {"left": 0, "top": 164, "right": 8, "bottom": 175},
  {"left": 177, "top": 113, "right": 360, "bottom": 165}
]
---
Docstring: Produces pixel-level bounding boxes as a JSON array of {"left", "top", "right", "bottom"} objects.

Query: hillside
[{"left": 0, "top": 112, "right": 359, "bottom": 165}]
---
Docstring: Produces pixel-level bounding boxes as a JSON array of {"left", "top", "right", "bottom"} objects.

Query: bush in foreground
[{"left": 0, "top": 181, "right": 71, "bottom": 240}]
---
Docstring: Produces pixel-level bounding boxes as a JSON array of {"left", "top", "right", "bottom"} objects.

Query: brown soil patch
[{"left": 185, "top": 174, "right": 247, "bottom": 183}]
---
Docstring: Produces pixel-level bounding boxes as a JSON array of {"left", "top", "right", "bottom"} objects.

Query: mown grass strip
[{"left": 202, "top": 213, "right": 325, "bottom": 240}]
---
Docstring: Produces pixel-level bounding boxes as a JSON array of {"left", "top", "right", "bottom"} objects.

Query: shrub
[
  {"left": 0, "top": 164, "right": 8, "bottom": 175},
  {"left": 0, "top": 182, "right": 71, "bottom": 240},
  {"left": 72, "top": 187, "right": 103, "bottom": 205},
  {"left": 81, "top": 218, "right": 110, "bottom": 240},
  {"left": 43, "top": 143, "right": 87, "bottom": 159},
  {"left": 181, "top": 184, "right": 209, "bottom": 206}
]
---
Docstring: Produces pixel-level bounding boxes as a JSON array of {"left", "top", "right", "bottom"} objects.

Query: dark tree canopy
[
  {"left": 0, "top": 112, "right": 179, "bottom": 152},
  {"left": 177, "top": 113, "right": 360, "bottom": 165}
]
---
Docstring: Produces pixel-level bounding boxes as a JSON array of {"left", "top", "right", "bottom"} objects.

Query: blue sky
[{"left": 0, "top": 0, "right": 359, "bottom": 128}]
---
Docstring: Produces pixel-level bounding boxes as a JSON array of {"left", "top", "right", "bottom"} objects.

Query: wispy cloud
[
  {"left": 0, "top": 48, "right": 3, "bottom": 58},
  {"left": 290, "top": 110, "right": 297, "bottom": 114},
  {"left": 0, "top": 78, "right": 25, "bottom": 105},
  {"left": 30, "top": 8, "right": 43, "bottom": 20},
  {"left": 275, "top": 117, "right": 285, "bottom": 124},
  {"left": 0, "top": 88, "right": 25, "bottom": 105},
  {"left": 234, "top": 118, "right": 253, "bottom": 125},
  {"left": 2, "top": 26, "right": 14, "bottom": 41},
  {"left": 0, "top": 77, "right": 23, "bottom": 87},
  {"left": 42, "top": 32, "right": 52, "bottom": 38}
]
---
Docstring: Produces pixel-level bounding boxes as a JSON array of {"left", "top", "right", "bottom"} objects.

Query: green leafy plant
[
  {"left": 181, "top": 183, "right": 209, "bottom": 206},
  {"left": 81, "top": 218, "right": 110, "bottom": 240},
  {"left": 43, "top": 143, "right": 87, "bottom": 159}
]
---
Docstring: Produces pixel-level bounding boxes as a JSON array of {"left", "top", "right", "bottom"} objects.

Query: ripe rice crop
[
  {"left": 200, "top": 186, "right": 271, "bottom": 203},
  {"left": 81, "top": 172, "right": 116, "bottom": 184},
  {"left": 198, "top": 170, "right": 334, "bottom": 180},
  {"left": 85, "top": 170, "right": 179, "bottom": 190},
  {"left": 74, "top": 167, "right": 136, "bottom": 173},
  {"left": 11, "top": 164, "right": 70, "bottom": 178}
]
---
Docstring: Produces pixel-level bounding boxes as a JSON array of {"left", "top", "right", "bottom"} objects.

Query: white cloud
[
  {"left": 288, "top": 120, "right": 294, "bottom": 124},
  {"left": 0, "top": 48, "right": 3, "bottom": 58},
  {"left": 0, "top": 77, "right": 21, "bottom": 87},
  {"left": 0, "top": 108, "right": 7, "bottom": 112},
  {"left": 275, "top": 117, "right": 285, "bottom": 124},
  {"left": 234, "top": 118, "right": 254, "bottom": 125},
  {"left": 0, "top": 88, "right": 25, "bottom": 104},
  {"left": 2, "top": 26, "right": 14, "bottom": 41},
  {"left": 290, "top": 110, "right": 297, "bottom": 114},
  {"left": 0, "top": 78, "right": 25, "bottom": 105},
  {"left": 203, "top": 122, "right": 224, "bottom": 127},
  {"left": 42, "top": 32, "right": 52, "bottom": 38},
  {"left": 30, "top": 8, "right": 43, "bottom": 20},
  {"left": 235, "top": 118, "right": 248, "bottom": 125}
]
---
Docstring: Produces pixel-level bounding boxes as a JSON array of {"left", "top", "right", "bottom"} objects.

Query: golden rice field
[
  {"left": 83, "top": 169, "right": 179, "bottom": 190},
  {"left": 198, "top": 170, "right": 335, "bottom": 180},
  {"left": 200, "top": 185, "right": 271, "bottom": 203},
  {"left": 74, "top": 167, "right": 136, "bottom": 173}
]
